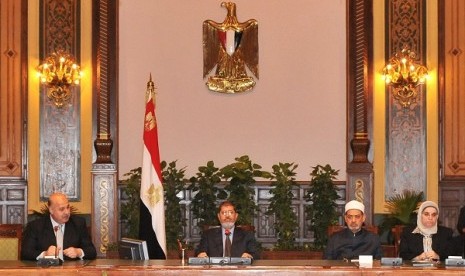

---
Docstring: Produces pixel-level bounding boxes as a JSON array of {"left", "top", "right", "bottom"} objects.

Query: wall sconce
[
  {"left": 382, "top": 48, "right": 429, "bottom": 108},
  {"left": 37, "top": 50, "right": 81, "bottom": 108}
]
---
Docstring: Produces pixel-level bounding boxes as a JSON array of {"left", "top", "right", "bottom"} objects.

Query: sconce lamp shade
[
  {"left": 37, "top": 50, "right": 81, "bottom": 108},
  {"left": 382, "top": 48, "right": 428, "bottom": 108}
]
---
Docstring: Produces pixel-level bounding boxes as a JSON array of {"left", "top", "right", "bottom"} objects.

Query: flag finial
[{"left": 146, "top": 73, "right": 157, "bottom": 102}]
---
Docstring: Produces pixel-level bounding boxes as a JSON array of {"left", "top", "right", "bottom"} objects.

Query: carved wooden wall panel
[
  {"left": 0, "top": 184, "right": 27, "bottom": 224},
  {"left": 0, "top": 0, "right": 28, "bottom": 224},
  {"left": 39, "top": 0, "right": 81, "bottom": 200},
  {"left": 438, "top": 0, "right": 465, "bottom": 232},
  {"left": 442, "top": 0, "right": 465, "bottom": 178},
  {"left": 0, "top": 0, "right": 25, "bottom": 178},
  {"left": 385, "top": 0, "right": 427, "bottom": 197},
  {"left": 439, "top": 182, "right": 465, "bottom": 234}
]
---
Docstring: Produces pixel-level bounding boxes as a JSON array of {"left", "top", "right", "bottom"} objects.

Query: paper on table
[{"left": 359, "top": 255, "right": 373, "bottom": 268}]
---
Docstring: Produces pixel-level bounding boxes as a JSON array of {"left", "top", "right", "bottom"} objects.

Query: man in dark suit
[
  {"left": 21, "top": 192, "right": 97, "bottom": 261},
  {"left": 195, "top": 201, "right": 259, "bottom": 259}
]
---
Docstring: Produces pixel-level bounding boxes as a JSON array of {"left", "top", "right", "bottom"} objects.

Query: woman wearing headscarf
[{"left": 399, "top": 201, "right": 454, "bottom": 261}]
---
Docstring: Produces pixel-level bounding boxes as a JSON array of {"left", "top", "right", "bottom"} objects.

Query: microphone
[
  {"left": 219, "top": 259, "right": 228, "bottom": 265},
  {"left": 37, "top": 225, "right": 63, "bottom": 266}
]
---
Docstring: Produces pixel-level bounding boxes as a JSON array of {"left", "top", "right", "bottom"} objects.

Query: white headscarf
[
  {"left": 413, "top": 201, "right": 439, "bottom": 253},
  {"left": 413, "top": 200, "right": 438, "bottom": 236}
]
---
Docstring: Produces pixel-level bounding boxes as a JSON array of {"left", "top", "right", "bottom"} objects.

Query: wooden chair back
[
  {"left": 391, "top": 225, "right": 405, "bottom": 257},
  {"left": 0, "top": 224, "right": 23, "bottom": 260}
]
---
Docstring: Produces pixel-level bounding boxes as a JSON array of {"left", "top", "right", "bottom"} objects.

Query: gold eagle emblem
[
  {"left": 145, "top": 182, "right": 162, "bottom": 207},
  {"left": 203, "top": 2, "right": 259, "bottom": 93},
  {"left": 144, "top": 111, "right": 156, "bottom": 132}
]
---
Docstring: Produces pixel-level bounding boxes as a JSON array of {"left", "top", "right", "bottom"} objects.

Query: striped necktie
[
  {"left": 54, "top": 225, "right": 64, "bottom": 260},
  {"left": 224, "top": 229, "right": 231, "bottom": 257}
]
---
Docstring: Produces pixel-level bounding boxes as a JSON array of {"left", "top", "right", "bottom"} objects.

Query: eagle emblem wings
[{"left": 203, "top": 2, "right": 258, "bottom": 93}]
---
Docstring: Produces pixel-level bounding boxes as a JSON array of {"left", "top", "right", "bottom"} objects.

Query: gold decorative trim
[
  {"left": 354, "top": 179, "right": 365, "bottom": 203},
  {"left": 99, "top": 179, "right": 110, "bottom": 253}
]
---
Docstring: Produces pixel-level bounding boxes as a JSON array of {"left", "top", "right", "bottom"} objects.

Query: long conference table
[{"left": 1, "top": 259, "right": 465, "bottom": 275}]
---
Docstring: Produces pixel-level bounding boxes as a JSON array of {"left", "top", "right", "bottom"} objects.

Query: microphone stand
[{"left": 37, "top": 226, "right": 63, "bottom": 266}]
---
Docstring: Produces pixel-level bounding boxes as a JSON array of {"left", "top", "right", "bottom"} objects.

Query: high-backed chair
[
  {"left": 391, "top": 225, "right": 405, "bottom": 257},
  {"left": 0, "top": 224, "right": 23, "bottom": 260}
]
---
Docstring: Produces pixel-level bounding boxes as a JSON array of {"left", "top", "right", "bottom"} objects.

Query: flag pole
[{"left": 139, "top": 74, "right": 167, "bottom": 259}]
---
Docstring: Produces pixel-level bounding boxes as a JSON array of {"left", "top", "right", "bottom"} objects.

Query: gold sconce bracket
[
  {"left": 37, "top": 50, "right": 81, "bottom": 108},
  {"left": 382, "top": 48, "right": 428, "bottom": 108}
]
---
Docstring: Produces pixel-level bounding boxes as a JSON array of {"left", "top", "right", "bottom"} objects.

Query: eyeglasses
[{"left": 220, "top": 210, "right": 235, "bottom": 216}]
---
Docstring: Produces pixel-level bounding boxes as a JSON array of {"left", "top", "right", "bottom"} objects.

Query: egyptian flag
[{"left": 139, "top": 75, "right": 166, "bottom": 259}]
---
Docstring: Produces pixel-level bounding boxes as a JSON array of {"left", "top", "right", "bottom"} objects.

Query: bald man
[{"left": 21, "top": 192, "right": 97, "bottom": 261}]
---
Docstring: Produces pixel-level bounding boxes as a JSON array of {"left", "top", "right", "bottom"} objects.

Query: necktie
[
  {"left": 54, "top": 225, "right": 64, "bottom": 260},
  {"left": 224, "top": 229, "right": 231, "bottom": 257}
]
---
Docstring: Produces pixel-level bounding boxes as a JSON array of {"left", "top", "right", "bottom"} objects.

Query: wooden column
[
  {"left": 346, "top": 0, "right": 374, "bottom": 224},
  {"left": 91, "top": 0, "right": 119, "bottom": 258}
]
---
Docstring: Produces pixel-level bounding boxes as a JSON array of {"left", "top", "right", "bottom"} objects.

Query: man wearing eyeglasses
[
  {"left": 324, "top": 200, "right": 382, "bottom": 260},
  {"left": 195, "top": 200, "right": 259, "bottom": 259}
]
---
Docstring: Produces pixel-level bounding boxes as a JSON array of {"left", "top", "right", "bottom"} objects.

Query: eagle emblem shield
[{"left": 203, "top": 2, "right": 259, "bottom": 93}]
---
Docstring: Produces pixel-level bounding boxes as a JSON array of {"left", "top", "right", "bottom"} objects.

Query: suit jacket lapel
[
  {"left": 212, "top": 228, "right": 224, "bottom": 256},
  {"left": 63, "top": 222, "right": 68, "bottom": 249},
  {"left": 45, "top": 218, "right": 58, "bottom": 246},
  {"left": 231, "top": 228, "right": 243, "bottom": 256},
  {"left": 63, "top": 220, "right": 76, "bottom": 249}
]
